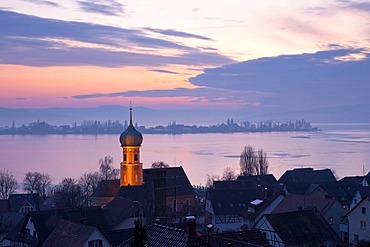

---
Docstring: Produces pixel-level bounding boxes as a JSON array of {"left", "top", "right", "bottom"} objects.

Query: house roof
[
  {"left": 319, "top": 180, "right": 358, "bottom": 206},
  {"left": 5, "top": 212, "right": 38, "bottom": 246},
  {"left": 284, "top": 182, "right": 320, "bottom": 195},
  {"left": 117, "top": 183, "right": 154, "bottom": 207},
  {"left": 103, "top": 196, "right": 140, "bottom": 227},
  {"left": 144, "top": 167, "right": 196, "bottom": 197},
  {"left": 43, "top": 220, "right": 98, "bottom": 247},
  {"left": 358, "top": 186, "right": 370, "bottom": 198},
  {"left": 213, "top": 180, "right": 258, "bottom": 190},
  {"left": 278, "top": 168, "right": 336, "bottom": 184},
  {"left": 208, "top": 188, "right": 262, "bottom": 215},
  {"left": 261, "top": 210, "right": 338, "bottom": 245},
  {"left": 339, "top": 176, "right": 365, "bottom": 184},
  {"left": 102, "top": 228, "right": 134, "bottom": 247},
  {"left": 120, "top": 223, "right": 189, "bottom": 247},
  {"left": 92, "top": 167, "right": 195, "bottom": 199},
  {"left": 241, "top": 192, "right": 285, "bottom": 220},
  {"left": 0, "top": 212, "right": 25, "bottom": 233},
  {"left": 346, "top": 195, "right": 370, "bottom": 217},
  {"left": 237, "top": 174, "right": 278, "bottom": 186},
  {"left": 29, "top": 206, "right": 110, "bottom": 244},
  {"left": 8, "top": 193, "right": 40, "bottom": 212},
  {"left": 91, "top": 179, "right": 120, "bottom": 198},
  {"left": 210, "top": 229, "right": 271, "bottom": 247},
  {"left": 272, "top": 194, "right": 337, "bottom": 215},
  {"left": 0, "top": 199, "right": 9, "bottom": 212}
]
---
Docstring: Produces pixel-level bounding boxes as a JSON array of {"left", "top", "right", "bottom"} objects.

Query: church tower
[{"left": 119, "top": 108, "right": 143, "bottom": 186}]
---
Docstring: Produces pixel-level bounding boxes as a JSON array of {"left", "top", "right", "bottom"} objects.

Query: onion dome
[{"left": 120, "top": 108, "right": 143, "bottom": 146}]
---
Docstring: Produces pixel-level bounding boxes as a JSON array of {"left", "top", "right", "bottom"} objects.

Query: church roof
[{"left": 120, "top": 108, "right": 143, "bottom": 146}]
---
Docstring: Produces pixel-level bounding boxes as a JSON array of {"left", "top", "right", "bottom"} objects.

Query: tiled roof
[
  {"left": 208, "top": 188, "right": 261, "bottom": 215},
  {"left": 93, "top": 167, "right": 195, "bottom": 199},
  {"left": 120, "top": 223, "right": 188, "bottom": 247},
  {"left": 237, "top": 174, "right": 278, "bottom": 186},
  {"left": 273, "top": 194, "right": 336, "bottom": 215},
  {"left": 278, "top": 168, "right": 336, "bottom": 183},
  {"left": 43, "top": 220, "right": 96, "bottom": 247},
  {"left": 0, "top": 212, "right": 25, "bottom": 233},
  {"left": 358, "top": 186, "right": 370, "bottom": 198},
  {"left": 284, "top": 182, "right": 319, "bottom": 195},
  {"left": 0, "top": 199, "right": 9, "bottom": 212},
  {"left": 263, "top": 210, "right": 338, "bottom": 245},
  {"left": 102, "top": 228, "right": 134, "bottom": 247},
  {"left": 210, "top": 229, "right": 271, "bottom": 247},
  {"left": 319, "top": 180, "right": 358, "bottom": 206},
  {"left": 29, "top": 206, "right": 110, "bottom": 244},
  {"left": 103, "top": 196, "right": 140, "bottom": 227},
  {"left": 91, "top": 179, "right": 120, "bottom": 197},
  {"left": 8, "top": 193, "right": 40, "bottom": 212},
  {"left": 144, "top": 167, "right": 196, "bottom": 197}
]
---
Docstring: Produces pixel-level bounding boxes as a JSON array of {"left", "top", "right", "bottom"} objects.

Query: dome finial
[{"left": 129, "top": 101, "right": 133, "bottom": 126}]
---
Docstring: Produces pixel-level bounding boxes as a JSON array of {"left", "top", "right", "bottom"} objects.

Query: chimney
[{"left": 184, "top": 216, "right": 196, "bottom": 236}]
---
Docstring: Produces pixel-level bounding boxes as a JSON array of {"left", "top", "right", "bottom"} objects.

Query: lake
[{"left": 1, "top": 123, "right": 370, "bottom": 185}]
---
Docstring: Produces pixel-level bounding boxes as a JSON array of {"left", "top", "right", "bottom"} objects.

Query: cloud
[
  {"left": 337, "top": 0, "right": 370, "bottom": 12},
  {"left": 19, "top": 0, "right": 59, "bottom": 7},
  {"left": 78, "top": 0, "right": 124, "bottom": 16},
  {"left": 146, "top": 28, "right": 212, "bottom": 41},
  {"left": 71, "top": 87, "right": 273, "bottom": 106},
  {"left": 189, "top": 48, "right": 370, "bottom": 110},
  {"left": 0, "top": 10, "right": 233, "bottom": 67},
  {"left": 149, "top": 69, "right": 180, "bottom": 74},
  {"left": 16, "top": 97, "right": 32, "bottom": 100}
]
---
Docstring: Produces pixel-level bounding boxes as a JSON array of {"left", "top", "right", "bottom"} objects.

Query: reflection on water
[{"left": 1, "top": 123, "right": 370, "bottom": 185}]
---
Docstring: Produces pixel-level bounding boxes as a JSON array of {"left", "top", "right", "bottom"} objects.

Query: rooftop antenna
[{"left": 363, "top": 164, "right": 365, "bottom": 176}]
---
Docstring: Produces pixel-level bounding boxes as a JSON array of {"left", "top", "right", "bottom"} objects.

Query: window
[
  {"left": 362, "top": 207, "right": 366, "bottom": 214},
  {"left": 124, "top": 154, "right": 127, "bottom": 161},
  {"left": 134, "top": 154, "right": 138, "bottom": 161},
  {"left": 354, "top": 234, "right": 359, "bottom": 241},
  {"left": 88, "top": 240, "right": 102, "bottom": 247},
  {"left": 360, "top": 220, "right": 366, "bottom": 229}
]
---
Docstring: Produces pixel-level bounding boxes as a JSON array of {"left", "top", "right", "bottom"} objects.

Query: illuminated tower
[{"left": 119, "top": 108, "right": 143, "bottom": 186}]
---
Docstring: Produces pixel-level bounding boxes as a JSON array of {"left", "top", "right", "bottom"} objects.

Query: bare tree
[
  {"left": 38, "top": 173, "right": 52, "bottom": 196},
  {"left": 99, "top": 155, "right": 119, "bottom": 180},
  {"left": 55, "top": 177, "right": 82, "bottom": 208},
  {"left": 256, "top": 149, "right": 268, "bottom": 175},
  {"left": 79, "top": 172, "right": 101, "bottom": 205},
  {"left": 23, "top": 172, "right": 52, "bottom": 196},
  {"left": 240, "top": 145, "right": 256, "bottom": 176},
  {"left": 205, "top": 174, "right": 220, "bottom": 188},
  {"left": 240, "top": 146, "right": 269, "bottom": 176},
  {"left": 221, "top": 167, "right": 237, "bottom": 181},
  {"left": 151, "top": 161, "right": 170, "bottom": 168},
  {"left": 0, "top": 169, "right": 18, "bottom": 199},
  {"left": 23, "top": 172, "right": 41, "bottom": 194}
]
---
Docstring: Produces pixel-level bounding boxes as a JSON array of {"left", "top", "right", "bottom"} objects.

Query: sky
[{"left": 1, "top": 0, "right": 370, "bottom": 114}]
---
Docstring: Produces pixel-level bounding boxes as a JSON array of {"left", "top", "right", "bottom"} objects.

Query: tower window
[
  {"left": 134, "top": 154, "right": 138, "bottom": 161},
  {"left": 124, "top": 154, "right": 127, "bottom": 162}
]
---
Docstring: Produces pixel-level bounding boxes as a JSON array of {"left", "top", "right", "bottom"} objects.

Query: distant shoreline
[{"left": 0, "top": 119, "right": 318, "bottom": 135}]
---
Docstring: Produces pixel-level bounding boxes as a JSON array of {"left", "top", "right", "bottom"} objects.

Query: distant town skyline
[{"left": 1, "top": 0, "right": 370, "bottom": 119}]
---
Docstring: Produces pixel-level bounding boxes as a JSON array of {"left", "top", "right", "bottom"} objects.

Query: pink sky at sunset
[{"left": 1, "top": 0, "right": 370, "bottom": 111}]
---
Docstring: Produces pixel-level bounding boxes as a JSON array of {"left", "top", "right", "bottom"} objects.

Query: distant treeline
[{"left": 0, "top": 119, "right": 317, "bottom": 135}]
